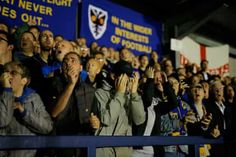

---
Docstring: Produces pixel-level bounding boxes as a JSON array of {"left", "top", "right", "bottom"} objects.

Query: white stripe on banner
[{"left": 171, "top": 37, "right": 229, "bottom": 75}]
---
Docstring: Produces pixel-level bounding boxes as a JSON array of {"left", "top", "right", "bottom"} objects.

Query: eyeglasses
[
  {"left": 95, "top": 58, "right": 104, "bottom": 62},
  {"left": 4, "top": 70, "right": 23, "bottom": 76},
  {"left": 41, "top": 35, "right": 53, "bottom": 40},
  {"left": 0, "top": 37, "right": 8, "bottom": 43},
  {"left": 214, "top": 87, "right": 224, "bottom": 91},
  {"left": 80, "top": 47, "right": 88, "bottom": 51}
]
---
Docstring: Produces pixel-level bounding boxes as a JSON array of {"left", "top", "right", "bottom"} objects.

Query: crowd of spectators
[{"left": 0, "top": 22, "right": 236, "bottom": 157}]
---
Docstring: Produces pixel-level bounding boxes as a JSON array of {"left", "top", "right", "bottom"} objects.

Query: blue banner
[
  {"left": 80, "top": 0, "right": 162, "bottom": 56},
  {"left": 0, "top": 0, "right": 78, "bottom": 39}
]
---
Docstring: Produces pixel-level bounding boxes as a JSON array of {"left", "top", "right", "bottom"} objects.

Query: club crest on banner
[{"left": 88, "top": 5, "right": 108, "bottom": 40}]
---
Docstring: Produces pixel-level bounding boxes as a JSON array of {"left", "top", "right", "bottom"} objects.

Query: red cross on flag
[{"left": 171, "top": 37, "right": 229, "bottom": 75}]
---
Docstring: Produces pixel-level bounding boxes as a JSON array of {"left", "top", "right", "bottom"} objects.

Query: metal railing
[{"left": 0, "top": 136, "right": 224, "bottom": 157}]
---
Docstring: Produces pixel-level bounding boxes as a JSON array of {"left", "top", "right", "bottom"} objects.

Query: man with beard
[
  {"left": 48, "top": 52, "right": 98, "bottom": 157},
  {"left": 24, "top": 30, "right": 54, "bottom": 102},
  {"left": 21, "top": 29, "right": 55, "bottom": 157}
]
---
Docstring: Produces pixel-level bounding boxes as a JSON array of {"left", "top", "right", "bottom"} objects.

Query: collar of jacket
[
  {"left": 15, "top": 87, "right": 35, "bottom": 104},
  {"left": 101, "top": 79, "right": 113, "bottom": 91}
]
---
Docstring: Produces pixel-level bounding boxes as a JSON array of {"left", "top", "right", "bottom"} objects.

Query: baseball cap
[{"left": 112, "top": 60, "right": 133, "bottom": 77}]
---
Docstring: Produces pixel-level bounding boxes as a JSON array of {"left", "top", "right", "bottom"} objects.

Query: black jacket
[
  {"left": 45, "top": 75, "right": 96, "bottom": 135},
  {"left": 133, "top": 78, "right": 178, "bottom": 157}
]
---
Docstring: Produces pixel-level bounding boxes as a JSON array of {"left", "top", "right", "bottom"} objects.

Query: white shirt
[
  {"left": 137, "top": 97, "right": 161, "bottom": 155},
  {"left": 203, "top": 72, "right": 209, "bottom": 81},
  {"left": 215, "top": 102, "right": 225, "bottom": 115},
  {"left": 215, "top": 102, "right": 226, "bottom": 129}
]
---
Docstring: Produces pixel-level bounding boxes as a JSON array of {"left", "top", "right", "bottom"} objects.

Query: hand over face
[
  {"left": 130, "top": 72, "right": 139, "bottom": 93},
  {"left": 66, "top": 64, "right": 81, "bottom": 85},
  {"left": 0, "top": 72, "right": 12, "bottom": 88},
  {"left": 115, "top": 74, "right": 129, "bottom": 93}
]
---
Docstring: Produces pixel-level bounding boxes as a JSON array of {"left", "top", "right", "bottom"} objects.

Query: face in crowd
[
  {"left": 80, "top": 44, "right": 89, "bottom": 57},
  {"left": 54, "top": 35, "right": 63, "bottom": 46},
  {"left": 225, "top": 85, "right": 235, "bottom": 100},
  {"left": 90, "top": 41, "right": 98, "bottom": 51},
  {"left": 201, "top": 81, "right": 209, "bottom": 99},
  {"left": 94, "top": 53, "right": 106, "bottom": 69},
  {"left": 0, "top": 31, "right": 13, "bottom": 60},
  {"left": 131, "top": 56, "right": 140, "bottom": 69},
  {"left": 20, "top": 31, "right": 36, "bottom": 52},
  {"left": 100, "top": 46, "right": 109, "bottom": 59},
  {"left": 154, "top": 71, "right": 163, "bottom": 85},
  {"left": 201, "top": 60, "right": 209, "bottom": 71},
  {"left": 191, "top": 84, "right": 205, "bottom": 103},
  {"left": 191, "top": 75, "right": 200, "bottom": 84},
  {"left": 76, "top": 37, "right": 86, "bottom": 47},
  {"left": 139, "top": 55, "right": 149, "bottom": 69},
  {"left": 163, "top": 59, "right": 173, "bottom": 76},
  {"left": 39, "top": 30, "right": 54, "bottom": 51},
  {"left": 55, "top": 40, "right": 74, "bottom": 62},
  {"left": 3, "top": 62, "right": 30, "bottom": 96},
  {"left": 211, "top": 81, "right": 224, "bottom": 103},
  {"left": 151, "top": 51, "right": 158, "bottom": 61},
  {"left": 120, "top": 48, "right": 133, "bottom": 63},
  {"left": 168, "top": 76, "right": 179, "bottom": 95},
  {"left": 29, "top": 27, "right": 40, "bottom": 41},
  {"left": 62, "top": 52, "right": 82, "bottom": 82},
  {"left": 86, "top": 58, "right": 100, "bottom": 77}
]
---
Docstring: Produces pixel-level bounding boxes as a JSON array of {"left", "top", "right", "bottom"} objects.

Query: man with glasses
[
  {"left": 0, "top": 30, "right": 14, "bottom": 74},
  {"left": 0, "top": 61, "right": 53, "bottom": 157},
  {"left": 80, "top": 44, "right": 90, "bottom": 69}
]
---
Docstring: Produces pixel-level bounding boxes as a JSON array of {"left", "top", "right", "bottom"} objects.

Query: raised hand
[
  {"left": 67, "top": 64, "right": 81, "bottom": 85},
  {"left": 115, "top": 74, "right": 128, "bottom": 93},
  {"left": 0, "top": 72, "right": 12, "bottom": 88},
  {"left": 130, "top": 72, "right": 140, "bottom": 93},
  {"left": 180, "top": 80, "right": 189, "bottom": 93},
  {"left": 145, "top": 67, "right": 154, "bottom": 79}
]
